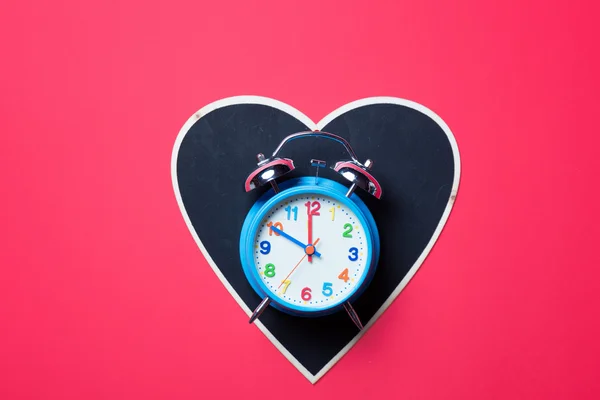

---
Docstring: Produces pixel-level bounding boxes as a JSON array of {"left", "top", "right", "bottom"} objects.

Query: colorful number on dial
[
  {"left": 329, "top": 207, "right": 335, "bottom": 221},
  {"left": 266, "top": 221, "right": 283, "bottom": 236},
  {"left": 259, "top": 241, "right": 270, "bottom": 254},
  {"left": 281, "top": 279, "right": 291, "bottom": 294},
  {"left": 348, "top": 247, "right": 358, "bottom": 261},
  {"left": 343, "top": 223, "right": 353, "bottom": 238},
  {"left": 305, "top": 201, "right": 321, "bottom": 216},
  {"left": 301, "top": 287, "right": 312, "bottom": 301},
  {"left": 322, "top": 282, "right": 333, "bottom": 296},
  {"left": 284, "top": 205, "right": 298, "bottom": 221},
  {"left": 338, "top": 268, "right": 349, "bottom": 282},
  {"left": 264, "top": 263, "right": 276, "bottom": 277}
]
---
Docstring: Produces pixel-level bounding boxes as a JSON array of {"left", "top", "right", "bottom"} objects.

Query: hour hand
[{"left": 269, "top": 226, "right": 322, "bottom": 257}]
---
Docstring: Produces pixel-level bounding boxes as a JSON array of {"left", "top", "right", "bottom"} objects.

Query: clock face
[{"left": 250, "top": 192, "right": 372, "bottom": 311}]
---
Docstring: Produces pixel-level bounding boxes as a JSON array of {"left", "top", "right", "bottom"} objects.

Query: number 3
[{"left": 348, "top": 247, "right": 358, "bottom": 261}]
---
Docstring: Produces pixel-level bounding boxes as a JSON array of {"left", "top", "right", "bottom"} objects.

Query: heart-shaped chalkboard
[{"left": 171, "top": 96, "right": 460, "bottom": 383}]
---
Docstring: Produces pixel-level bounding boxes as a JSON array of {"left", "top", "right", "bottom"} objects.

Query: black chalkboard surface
[{"left": 171, "top": 96, "right": 460, "bottom": 383}]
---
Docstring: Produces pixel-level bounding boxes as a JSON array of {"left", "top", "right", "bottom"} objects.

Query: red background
[{"left": 1, "top": 0, "right": 599, "bottom": 398}]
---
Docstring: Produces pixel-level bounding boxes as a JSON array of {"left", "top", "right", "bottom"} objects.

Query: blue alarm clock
[{"left": 240, "top": 131, "right": 382, "bottom": 330}]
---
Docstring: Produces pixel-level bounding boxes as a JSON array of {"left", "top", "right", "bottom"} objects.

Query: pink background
[{"left": 1, "top": 0, "right": 599, "bottom": 398}]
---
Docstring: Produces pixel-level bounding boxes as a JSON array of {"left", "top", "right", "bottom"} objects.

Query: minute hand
[{"left": 269, "top": 226, "right": 322, "bottom": 257}]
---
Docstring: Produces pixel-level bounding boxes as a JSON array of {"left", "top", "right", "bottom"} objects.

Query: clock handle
[
  {"left": 271, "top": 131, "right": 361, "bottom": 165},
  {"left": 270, "top": 130, "right": 382, "bottom": 199},
  {"left": 245, "top": 130, "right": 382, "bottom": 199}
]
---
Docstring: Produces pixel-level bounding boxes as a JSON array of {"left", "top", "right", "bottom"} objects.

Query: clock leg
[
  {"left": 343, "top": 301, "right": 364, "bottom": 331},
  {"left": 249, "top": 297, "right": 271, "bottom": 324}
]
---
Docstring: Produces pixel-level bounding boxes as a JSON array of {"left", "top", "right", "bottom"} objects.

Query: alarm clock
[{"left": 239, "top": 131, "right": 382, "bottom": 330}]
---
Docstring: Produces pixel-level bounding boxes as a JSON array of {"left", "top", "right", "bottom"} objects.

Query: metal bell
[
  {"left": 333, "top": 159, "right": 382, "bottom": 199},
  {"left": 244, "top": 153, "right": 295, "bottom": 193}
]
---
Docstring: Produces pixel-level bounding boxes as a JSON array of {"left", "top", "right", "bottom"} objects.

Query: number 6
[{"left": 301, "top": 287, "right": 312, "bottom": 301}]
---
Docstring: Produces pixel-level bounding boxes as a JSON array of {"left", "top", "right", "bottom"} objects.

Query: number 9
[{"left": 260, "top": 241, "right": 271, "bottom": 254}]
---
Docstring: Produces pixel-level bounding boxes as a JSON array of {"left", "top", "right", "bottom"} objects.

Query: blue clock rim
[{"left": 240, "top": 177, "right": 380, "bottom": 316}]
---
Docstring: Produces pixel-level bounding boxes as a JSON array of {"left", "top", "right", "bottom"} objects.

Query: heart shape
[{"left": 171, "top": 96, "right": 460, "bottom": 383}]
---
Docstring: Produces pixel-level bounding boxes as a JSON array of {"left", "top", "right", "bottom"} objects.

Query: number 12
[{"left": 305, "top": 201, "right": 320, "bottom": 216}]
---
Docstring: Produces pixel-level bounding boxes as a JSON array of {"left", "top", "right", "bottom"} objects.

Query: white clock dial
[{"left": 252, "top": 193, "right": 370, "bottom": 310}]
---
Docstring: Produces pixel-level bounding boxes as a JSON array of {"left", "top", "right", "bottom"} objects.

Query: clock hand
[
  {"left": 307, "top": 212, "right": 314, "bottom": 262},
  {"left": 277, "top": 238, "right": 321, "bottom": 289},
  {"left": 269, "top": 225, "right": 322, "bottom": 257}
]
